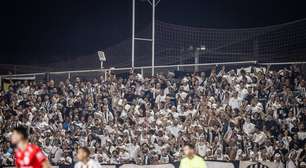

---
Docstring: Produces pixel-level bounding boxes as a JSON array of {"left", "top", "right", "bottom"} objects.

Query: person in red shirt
[{"left": 11, "top": 126, "right": 51, "bottom": 168}]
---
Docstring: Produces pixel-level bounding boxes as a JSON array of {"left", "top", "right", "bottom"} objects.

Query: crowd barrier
[{"left": 3, "top": 160, "right": 283, "bottom": 168}]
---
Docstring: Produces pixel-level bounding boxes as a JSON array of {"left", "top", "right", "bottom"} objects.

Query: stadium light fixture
[
  {"left": 98, "top": 51, "right": 106, "bottom": 62},
  {"left": 200, "top": 45, "right": 206, "bottom": 51},
  {"left": 97, "top": 51, "right": 106, "bottom": 69}
]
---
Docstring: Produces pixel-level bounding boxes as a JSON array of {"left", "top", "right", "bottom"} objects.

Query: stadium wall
[{"left": 3, "top": 160, "right": 285, "bottom": 168}]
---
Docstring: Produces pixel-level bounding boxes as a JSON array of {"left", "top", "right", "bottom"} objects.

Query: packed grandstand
[{"left": 0, "top": 64, "right": 305, "bottom": 167}]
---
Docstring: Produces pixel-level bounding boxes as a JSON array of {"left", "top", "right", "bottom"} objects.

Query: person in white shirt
[
  {"left": 196, "top": 138, "right": 208, "bottom": 157},
  {"left": 229, "top": 91, "right": 242, "bottom": 109},
  {"left": 286, "top": 151, "right": 298, "bottom": 168},
  {"left": 274, "top": 153, "right": 285, "bottom": 168},
  {"left": 253, "top": 130, "right": 267, "bottom": 145},
  {"left": 74, "top": 147, "right": 102, "bottom": 168},
  {"left": 51, "top": 145, "right": 63, "bottom": 164},
  {"left": 243, "top": 117, "right": 256, "bottom": 136}
]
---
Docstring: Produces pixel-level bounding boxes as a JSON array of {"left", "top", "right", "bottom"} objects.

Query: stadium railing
[{"left": 1, "top": 61, "right": 306, "bottom": 88}]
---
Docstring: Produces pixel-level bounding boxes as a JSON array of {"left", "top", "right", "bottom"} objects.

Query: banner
[
  {"left": 119, "top": 164, "right": 175, "bottom": 168},
  {"left": 101, "top": 166, "right": 116, "bottom": 168},
  {"left": 240, "top": 161, "right": 279, "bottom": 168},
  {"left": 207, "top": 161, "right": 235, "bottom": 168}
]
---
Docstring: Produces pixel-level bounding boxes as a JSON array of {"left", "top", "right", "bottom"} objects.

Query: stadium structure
[{"left": 1, "top": 1, "right": 306, "bottom": 168}]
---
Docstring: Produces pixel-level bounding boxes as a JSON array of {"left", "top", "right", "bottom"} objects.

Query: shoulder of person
[
  {"left": 89, "top": 159, "right": 101, "bottom": 166},
  {"left": 29, "top": 143, "right": 41, "bottom": 151},
  {"left": 195, "top": 155, "right": 205, "bottom": 161},
  {"left": 74, "top": 161, "right": 82, "bottom": 168},
  {"left": 180, "top": 157, "right": 189, "bottom": 164}
]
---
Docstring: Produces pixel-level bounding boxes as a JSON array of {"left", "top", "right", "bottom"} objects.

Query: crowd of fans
[{"left": 0, "top": 65, "right": 305, "bottom": 167}]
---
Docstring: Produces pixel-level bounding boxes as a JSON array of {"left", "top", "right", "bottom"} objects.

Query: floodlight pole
[
  {"left": 101, "top": 61, "right": 106, "bottom": 80},
  {"left": 132, "top": 0, "right": 160, "bottom": 76},
  {"left": 132, "top": 0, "right": 135, "bottom": 68},
  {"left": 100, "top": 61, "right": 104, "bottom": 70},
  {"left": 151, "top": 0, "right": 155, "bottom": 76}
]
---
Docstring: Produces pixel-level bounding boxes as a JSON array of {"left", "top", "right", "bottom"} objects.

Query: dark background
[{"left": 0, "top": 0, "right": 306, "bottom": 66}]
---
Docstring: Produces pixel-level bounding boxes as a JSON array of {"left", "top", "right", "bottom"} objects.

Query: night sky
[{"left": 1, "top": 0, "right": 306, "bottom": 66}]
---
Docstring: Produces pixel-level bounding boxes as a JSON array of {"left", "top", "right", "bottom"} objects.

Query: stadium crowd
[{"left": 0, "top": 65, "right": 305, "bottom": 167}]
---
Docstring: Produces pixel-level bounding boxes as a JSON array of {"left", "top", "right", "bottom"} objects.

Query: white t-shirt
[
  {"left": 229, "top": 97, "right": 242, "bottom": 109},
  {"left": 126, "top": 143, "right": 139, "bottom": 159},
  {"left": 253, "top": 131, "right": 267, "bottom": 145},
  {"left": 74, "top": 159, "right": 102, "bottom": 168},
  {"left": 243, "top": 122, "right": 256, "bottom": 135},
  {"left": 167, "top": 125, "right": 181, "bottom": 137},
  {"left": 298, "top": 131, "right": 306, "bottom": 140},
  {"left": 196, "top": 143, "right": 208, "bottom": 157},
  {"left": 155, "top": 94, "right": 166, "bottom": 104},
  {"left": 239, "top": 88, "right": 249, "bottom": 99},
  {"left": 51, "top": 146, "right": 63, "bottom": 163},
  {"left": 286, "top": 160, "right": 297, "bottom": 168}
]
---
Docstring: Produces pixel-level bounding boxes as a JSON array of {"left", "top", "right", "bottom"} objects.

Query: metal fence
[
  {"left": 1, "top": 61, "right": 306, "bottom": 87},
  {"left": 1, "top": 18, "right": 303, "bottom": 75}
]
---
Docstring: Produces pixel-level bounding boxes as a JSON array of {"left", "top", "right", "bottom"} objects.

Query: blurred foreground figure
[
  {"left": 180, "top": 144, "right": 206, "bottom": 168},
  {"left": 75, "top": 147, "right": 101, "bottom": 168},
  {"left": 11, "top": 126, "right": 51, "bottom": 168}
]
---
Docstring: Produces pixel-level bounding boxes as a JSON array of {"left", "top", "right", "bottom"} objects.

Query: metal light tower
[
  {"left": 97, "top": 51, "right": 106, "bottom": 79},
  {"left": 132, "top": 0, "right": 161, "bottom": 76},
  {"left": 132, "top": 0, "right": 135, "bottom": 69}
]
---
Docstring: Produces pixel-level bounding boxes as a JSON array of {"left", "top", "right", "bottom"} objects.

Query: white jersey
[{"left": 74, "top": 159, "right": 102, "bottom": 168}]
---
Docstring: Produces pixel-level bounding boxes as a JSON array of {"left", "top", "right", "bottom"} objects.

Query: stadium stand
[{"left": 0, "top": 64, "right": 305, "bottom": 167}]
